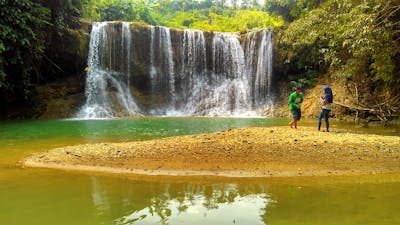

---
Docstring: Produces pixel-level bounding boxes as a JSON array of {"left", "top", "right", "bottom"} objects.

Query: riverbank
[{"left": 22, "top": 126, "right": 400, "bottom": 177}]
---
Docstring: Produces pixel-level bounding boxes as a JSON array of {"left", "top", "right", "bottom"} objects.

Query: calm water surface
[{"left": 0, "top": 118, "right": 399, "bottom": 225}]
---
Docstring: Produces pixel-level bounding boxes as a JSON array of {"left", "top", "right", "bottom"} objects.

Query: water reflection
[
  {"left": 90, "top": 176, "right": 274, "bottom": 225},
  {"left": 117, "top": 194, "right": 269, "bottom": 225},
  {"left": 87, "top": 175, "right": 400, "bottom": 225},
  {"left": 2, "top": 170, "right": 400, "bottom": 225},
  {"left": 91, "top": 176, "right": 112, "bottom": 215}
]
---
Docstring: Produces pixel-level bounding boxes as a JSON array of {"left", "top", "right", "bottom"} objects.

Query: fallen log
[{"left": 333, "top": 102, "right": 376, "bottom": 112}]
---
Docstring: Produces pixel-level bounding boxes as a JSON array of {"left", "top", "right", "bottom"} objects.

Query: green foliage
[
  {"left": 43, "top": 0, "right": 83, "bottom": 31},
  {"left": 280, "top": 0, "right": 400, "bottom": 88},
  {"left": 165, "top": 9, "right": 284, "bottom": 32},
  {"left": 82, "top": 0, "right": 159, "bottom": 24},
  {"left": 82, "top": 0, "right": 285, "bottom": 31},
  {"left": 264, "top": 0, "right": 326, "bottom": 21},
  {"left": 0, "top": 0, "right": 50, "bottom": 97},
  {"left": 0, "top": 0, "right": 85, "bottom": 102}
]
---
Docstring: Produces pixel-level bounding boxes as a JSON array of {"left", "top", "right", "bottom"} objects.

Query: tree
[
  {"left": 0, "top": 0, "right": 50, "bottom": 101},
  {"left": 165, "top": 9, "right": 284, "bottom": 32},
  {"left": 82, "top": 0, "right": 159, "bottom": 24},
  {"left": 264, "top": 0, "right": 326, "bottom": 21},
  {"left": 278, "top": 0, "right": 400, "bottom": 121}
]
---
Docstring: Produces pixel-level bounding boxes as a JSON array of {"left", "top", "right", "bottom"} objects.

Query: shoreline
[
  {"left": 22, "top": 126, "right": 400, "bottom": 177},
  {"left": 22, "top": 161, "right": 399, "bottom": 178}
]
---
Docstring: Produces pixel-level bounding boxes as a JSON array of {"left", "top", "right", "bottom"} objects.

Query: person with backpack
[{"left": 318, "top": 86, "right": 333, "bottom": 132}]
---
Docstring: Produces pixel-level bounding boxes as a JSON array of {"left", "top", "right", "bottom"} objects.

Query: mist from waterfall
[{"left": 77, "top": 22, "right": 274, "bottom": 119}]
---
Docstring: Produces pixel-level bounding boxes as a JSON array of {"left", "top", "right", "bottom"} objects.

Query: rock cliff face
[
  {"left": 35, "top": 20, "right": 90, "bottom": 119},
  {"left": 0, "top": 20, "right": 90, "bottom": 120},
  {"left": 77, "top": 22, "right": 275, "bottom": 118}
]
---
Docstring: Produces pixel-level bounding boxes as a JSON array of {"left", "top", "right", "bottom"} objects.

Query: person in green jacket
[{"left": 288, "top": 87, "right": 304, "bottom": 129}]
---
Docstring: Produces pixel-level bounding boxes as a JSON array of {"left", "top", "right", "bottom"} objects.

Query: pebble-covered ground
[{"left": 22, "top": 126, "right": 400, "bottom": 177}]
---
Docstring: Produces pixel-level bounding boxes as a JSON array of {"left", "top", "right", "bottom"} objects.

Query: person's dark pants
[
  {"left": 318, "top": 109, "right": 331, "bottom": 131},
  {"left": 291, "top": 108, "right": 301, "bottom": 121}
]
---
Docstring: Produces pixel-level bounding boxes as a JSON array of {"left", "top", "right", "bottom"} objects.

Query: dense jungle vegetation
[{"left": 0, "top": 0, "right": 399, "bottom": 119}]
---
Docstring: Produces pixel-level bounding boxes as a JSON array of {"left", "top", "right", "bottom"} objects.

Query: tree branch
[{"left": 334, "top": 102, "right": 376, "bottom": 112}]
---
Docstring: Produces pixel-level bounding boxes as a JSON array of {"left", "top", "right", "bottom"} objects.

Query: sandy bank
[{"left": 22, "top": 126, "right": 400, "bottom": 177}]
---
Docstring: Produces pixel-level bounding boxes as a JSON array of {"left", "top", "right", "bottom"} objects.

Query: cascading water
[
  {"left": 77, "top": 22, "right": 274, "bottom": 118},
  {"left": 208, "top": 32, "right": 251, "bottom": 116},
  {"left": 245, "top": 30, "right": 274, "bottom": 110},
  {"left": 178, "top": 29, "right": 207, "bottom": 114},
  {"left": 77, "top": 22, "right": 141, "bottom": 118},
  {"left": 148, "top": 26, "right": 176, "bottom": 115}
]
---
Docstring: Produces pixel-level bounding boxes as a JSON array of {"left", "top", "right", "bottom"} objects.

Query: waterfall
[
  {"left": 176, "top": 29, "right": 207, "bottom": 115},
  {"left": 122, "top": 22, "right": 131, "bottom": 86},
  {"left": 148, "top": 26, "right": 176, "bottom": 114},
  {"left": 77, "top": 22, "right": 141, "bottom": 119},
  {"left": 77, "top": 22, "right": 275, "bottom": 118},
  {"left": 245, "top": 30, "right": 274, "bottom": 110},
  {"left": 195, "top": 32, "right": 250, "bottom": 116}
]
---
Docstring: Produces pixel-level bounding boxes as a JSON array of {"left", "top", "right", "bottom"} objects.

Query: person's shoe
[{"left": 289, "top": 122, "right": 293, "bottom": 128}]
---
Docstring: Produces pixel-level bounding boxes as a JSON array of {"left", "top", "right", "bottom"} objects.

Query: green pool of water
[{"left": 0, "top": 118, "right": 399, "bottom": 225}]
